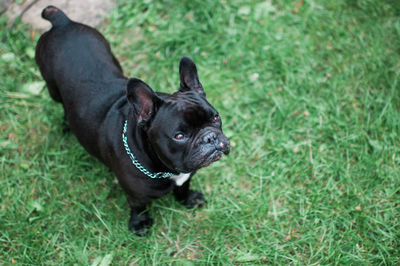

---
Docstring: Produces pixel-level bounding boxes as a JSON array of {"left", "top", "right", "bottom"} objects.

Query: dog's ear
[
  {"left": 179, "top": 56, "right": 206, "bottom": 97},
  {"left": 126, "top": 78, "right": 163, "bottom": 125}
]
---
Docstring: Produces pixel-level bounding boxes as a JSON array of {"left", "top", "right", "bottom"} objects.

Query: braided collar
[{"left": 122, "top": 120, "right": 174, "bottom": 179}]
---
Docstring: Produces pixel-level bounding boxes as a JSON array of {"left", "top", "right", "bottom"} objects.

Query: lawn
[{"left": 1, "top": 0, "right": 399, "bottom": 264}]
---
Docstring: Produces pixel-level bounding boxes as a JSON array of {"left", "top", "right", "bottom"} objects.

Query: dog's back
[{"left": 35, "top": 6, "right": 128, "bottom": 157}]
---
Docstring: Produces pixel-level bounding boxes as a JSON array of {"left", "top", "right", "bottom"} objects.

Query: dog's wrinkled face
[
  {"left": 148, "top": 90, "right": 230, "bottom": 173},
  {"left": 126, "top": 57, "right": 230, "bottom": 173}
]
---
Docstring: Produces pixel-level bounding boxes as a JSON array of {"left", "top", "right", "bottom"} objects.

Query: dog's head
[{"left": 126, "top": 57, "right": 230, "bottom": 173}]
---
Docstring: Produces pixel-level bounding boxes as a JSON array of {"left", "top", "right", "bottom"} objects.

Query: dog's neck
[{"left": 125, "top": 114, "right": 177, "bottom": 177}]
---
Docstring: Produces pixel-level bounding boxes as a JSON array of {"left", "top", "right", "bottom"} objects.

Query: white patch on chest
[{"left": 170, "top": 173, "right": 191, "bottom": 186}]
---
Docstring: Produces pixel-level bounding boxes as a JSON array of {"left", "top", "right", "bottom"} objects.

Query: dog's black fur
[{"left": 35, "top": 6, "right": 230, "bottom": 235}]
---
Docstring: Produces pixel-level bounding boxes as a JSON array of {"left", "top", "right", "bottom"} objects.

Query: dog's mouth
[
  {"left": 199, "top": 149, "right": 223, "bottom": 168},
  {"left": 173, "top": 149, "right": 224, "bottom": 173},
  {"left": 173, "top": 138, "right": 230, "bottom": 173}
]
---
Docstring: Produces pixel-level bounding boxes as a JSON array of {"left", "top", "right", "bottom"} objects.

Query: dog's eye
[
  {"left": 213, "top": 114, "right": 220, "bottom": 122},
  {"left": 174, "top": 133, "right": 184, "bottom": 140}
]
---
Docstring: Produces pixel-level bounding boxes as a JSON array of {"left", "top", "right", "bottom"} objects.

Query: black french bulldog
[{"left": 35, "top": 6, "right": 230, "bottom": 236}]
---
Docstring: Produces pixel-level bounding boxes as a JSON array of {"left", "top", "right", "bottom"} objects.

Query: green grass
[{"left": 1, "top": 0, "right": 399, "bottom": 264}]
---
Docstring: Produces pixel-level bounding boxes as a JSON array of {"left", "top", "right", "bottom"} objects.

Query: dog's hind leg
[{"left": 45, "top": 79, "right": 70, "bottom": 132}]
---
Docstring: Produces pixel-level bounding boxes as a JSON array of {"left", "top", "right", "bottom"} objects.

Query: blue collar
[{"left": 122, "top": 120, "right": 175, "bottom": 179}]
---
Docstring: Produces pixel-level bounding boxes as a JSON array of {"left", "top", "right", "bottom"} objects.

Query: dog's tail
[{"left": 41, "top": 6, "right": 71, "bottom": 28}]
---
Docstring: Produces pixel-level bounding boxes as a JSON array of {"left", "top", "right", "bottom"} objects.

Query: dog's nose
[
  {"left": 202, "top": 132, "right": 217, "bottom": 144},
  {"left": 216, "top": 136, "right": 230, "bottom": 155},
  {"left": 201, "top": 132, "right": 230, "bottom": 155}
]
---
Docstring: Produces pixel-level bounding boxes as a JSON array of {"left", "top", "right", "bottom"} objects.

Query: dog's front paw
[
  {"left": 129, "top": 212, "right": 153, "bottom": 237},
  {"left": 182, "top": 190, "right": 206, "bottom": 209}
]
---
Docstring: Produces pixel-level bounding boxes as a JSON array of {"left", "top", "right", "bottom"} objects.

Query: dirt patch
[{"left": 5, "top": 0, "right": 116, "bottom": 31}]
